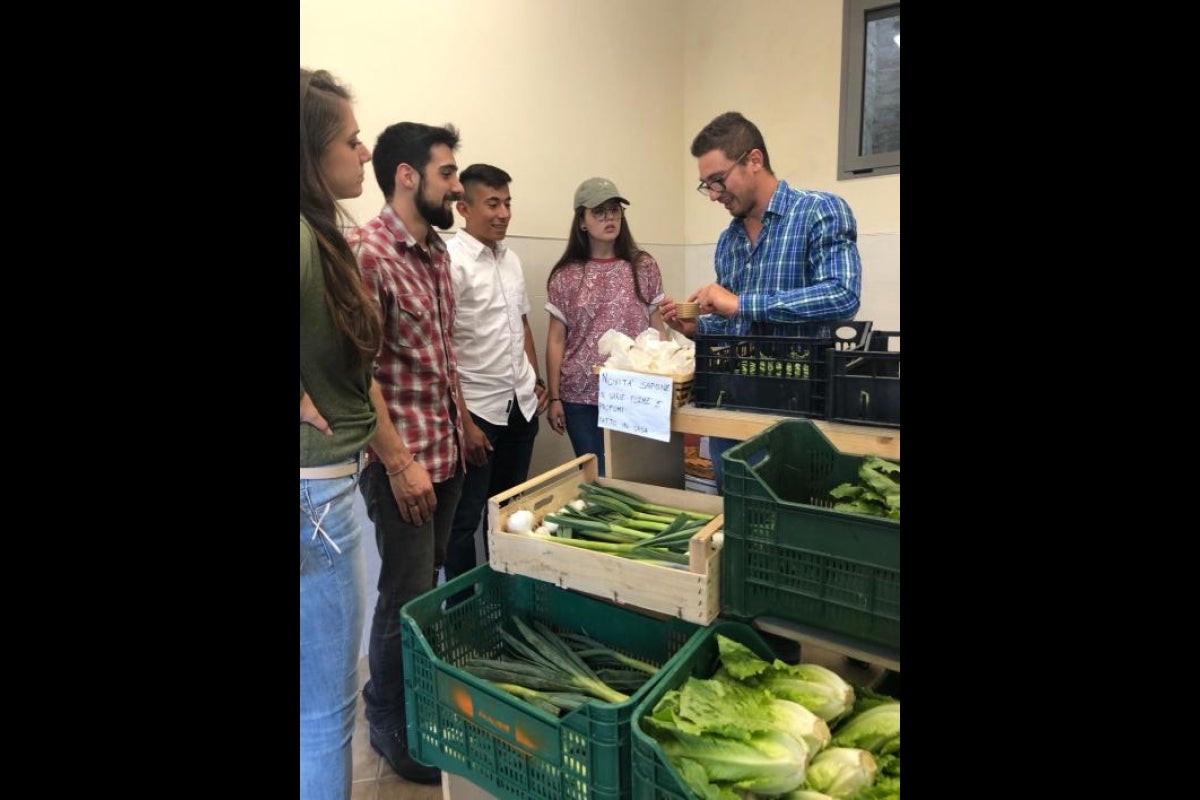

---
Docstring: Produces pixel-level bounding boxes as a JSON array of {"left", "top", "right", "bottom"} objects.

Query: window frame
[{"left": 838, "top": 0, "right": 900, "bottom": 180}]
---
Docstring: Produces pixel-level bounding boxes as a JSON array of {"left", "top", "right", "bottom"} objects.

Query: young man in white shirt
[{"left": 444, "top": 164, "right": 548, "bottom": 588}]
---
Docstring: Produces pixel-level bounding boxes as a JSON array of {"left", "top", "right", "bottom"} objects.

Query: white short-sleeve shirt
[{"left": 447, "top": 229, "right": 539, "bottom": 425}]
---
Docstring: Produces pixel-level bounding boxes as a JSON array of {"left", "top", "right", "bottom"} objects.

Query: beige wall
[
  {"left": 300, "top": 0, "right": 898, "bottom": 239},
  {"left": 301, "top": 0, "right": 899, "bottom": 478},
  {"left": 300, "top": 0, "right": 686, "bottom": 244},
  {"left": 682, "top": 0, "right": 899, "bottom": 240}
]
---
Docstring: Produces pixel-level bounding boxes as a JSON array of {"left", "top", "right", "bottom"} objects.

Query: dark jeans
[
  {"left": 358, "top": 461, "right": 464, "bottom": 734},
  {"left": 708, "top": 435, "right": 738, "bottom": 494},
  {"left": 444, "top": 401, "right": 539, "bottom": 586},
  {"left": 562, "top": 401, "right": 605, "bottom": 476}
]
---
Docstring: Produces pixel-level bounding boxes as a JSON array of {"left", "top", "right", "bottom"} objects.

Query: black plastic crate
[
  {"left": 827, "top": 330, "right": 900, "bottom": 428},
  {"left": 692, "top": 321, "right": 872, "bottom": 418}
]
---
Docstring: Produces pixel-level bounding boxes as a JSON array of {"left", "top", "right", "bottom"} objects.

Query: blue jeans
[
  {"left": 562, "top": 401, "right": 605, "bottom": 476},
  {"left": 358, "top": 461, "right": 464, "bottom": 734},
  {"left": 709, "top": 435, "right": 739, "bottom": 495},
  {"left": 300, "top": 467, "right": 367, "bottom": 800},
  {"left": 444, "top": 402, "right": 539, "bottom": 586}
]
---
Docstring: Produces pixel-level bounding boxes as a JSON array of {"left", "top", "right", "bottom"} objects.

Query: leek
[{"left": 580, "top": 483, "right": 716, "bottom": 522}]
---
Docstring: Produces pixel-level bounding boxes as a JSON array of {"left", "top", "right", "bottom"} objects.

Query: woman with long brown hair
[
  {"left": 544, "top": 177, "right": 667, "bottom": 476},
  {"left": 299, "top": 67, "right": 379, "bottom": 800}
]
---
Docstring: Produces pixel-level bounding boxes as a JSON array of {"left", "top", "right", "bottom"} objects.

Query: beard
[
  {"left": 416, "top": 183, "right": 455, "bottom": 230},
  {"left": 725, "top": 194, "right": 748, "bottom": 219}
]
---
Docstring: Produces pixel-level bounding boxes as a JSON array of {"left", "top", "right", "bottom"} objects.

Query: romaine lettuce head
[
  {"left": 714, "top": 636, "right": 855, "bottom": 723},
  {"left": 662, "top": 728, "right": 809, "bottom": 796},
  {"left": 847, "top": 754, "right": 899, "bottom": 800},
  {"left": 663, "top": 676, "right": 830, "bottom": 755},
  {"left": 760, "top": 662, "right": 856, "bottom": 722},
  {"left": 769, "top": 697, "right": 832, "bottom": 756},
  {"left": 830, "top": 702, "right": 900, "bottom": 755},
  {"left": 779, "top": 792, "right": 837, "bottom": 800},
  {"left": 804, "top": 747, "right": 877, "bottom": 798}
]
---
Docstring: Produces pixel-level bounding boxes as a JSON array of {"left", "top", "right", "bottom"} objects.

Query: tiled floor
[{"left": 351, "top": 658, "right": 443, "bottom": 800}]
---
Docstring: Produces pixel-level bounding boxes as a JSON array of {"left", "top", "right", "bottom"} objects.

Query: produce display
[
  {"left": 640, "top": 634, "right": 900, "bottom": 799},
  {"left": 829, "top": 457, "right": 900, "bottom": 520},
  {"left": 459, "top": 615, "right": 659, "bottom": 716},
  {"left": 505, "top": 482, "right": 721, "bottom": 565},
  {"left": 733, "top": 345, "right": 813, "bottom": 378}
]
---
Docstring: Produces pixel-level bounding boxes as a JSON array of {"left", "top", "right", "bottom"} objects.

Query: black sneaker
[{"left": 369, "top": 726, "right": 441, "bottom": 785}]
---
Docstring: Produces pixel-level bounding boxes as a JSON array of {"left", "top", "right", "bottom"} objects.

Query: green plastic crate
[
  {"left": 721, "top": 419, "right": 900, "bottom": 649},
  {"left": 631, "top": 621, "right": 773, "bottom": 800},
  {"left": 401, "top": 565, "right": 703, "bottom": 800}
]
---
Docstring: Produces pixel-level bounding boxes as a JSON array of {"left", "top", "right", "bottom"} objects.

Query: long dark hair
[
  {"left": 547, "top": 207, "right": 653, "bottom": 304},
  {"left": 300, "top": 67, "right": 381, "bottom": 367}
]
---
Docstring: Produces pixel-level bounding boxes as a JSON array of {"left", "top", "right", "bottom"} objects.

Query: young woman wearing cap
[{"left": 544, "top": 177, "right": 667, "bottom": 476}]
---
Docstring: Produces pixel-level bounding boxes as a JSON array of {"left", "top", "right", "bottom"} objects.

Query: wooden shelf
[
  {"left": 605, "top": 406, "right": 898, "bottom": 489},
  {"left": 670, "top": 405, "right": 899, "bottom": 459}
]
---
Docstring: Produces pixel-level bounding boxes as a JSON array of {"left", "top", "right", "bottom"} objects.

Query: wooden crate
[
  {"left": 487, "top": 454, "right": 722, "bottom": 625},
  {"left": 592, "top": 365, "right": 694, "bottom": 408}
]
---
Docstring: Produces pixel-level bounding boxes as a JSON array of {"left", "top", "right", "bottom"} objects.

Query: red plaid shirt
[{"left": 353, "top": 205, "right": 465, "bottom": 482}]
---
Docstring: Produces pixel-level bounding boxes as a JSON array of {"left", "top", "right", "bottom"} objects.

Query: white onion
[{"left": 506, "top": 509, "right": 535, "bottom": 534}]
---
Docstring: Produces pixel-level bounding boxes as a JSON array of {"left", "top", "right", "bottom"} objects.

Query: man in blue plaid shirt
[{"left": 663, "top": 111, "right": 863, "bottom": 490}]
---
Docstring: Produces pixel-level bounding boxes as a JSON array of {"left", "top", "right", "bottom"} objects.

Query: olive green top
[{"left": 299, "top": 214, "right": 377, "bottom": 467}]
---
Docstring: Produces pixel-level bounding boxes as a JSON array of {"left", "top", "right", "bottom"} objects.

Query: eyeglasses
[
  {"left": 588, "top": 203, "right": 623, "bottom": 220},
  {"left": 696, "top": 150, "right": 750, "bottom": 196}
]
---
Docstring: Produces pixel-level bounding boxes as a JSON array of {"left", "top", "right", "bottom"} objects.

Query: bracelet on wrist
[
  {"left": 549, "top": 397, "right": 560, "bottom": 402},
  {"left": 386, "top": 455, "right": 415, "bottom": 476}
]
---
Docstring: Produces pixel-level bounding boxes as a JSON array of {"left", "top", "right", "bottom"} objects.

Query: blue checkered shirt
[{"left": 698, "top": 180, "right": 862, "bottom": 338}]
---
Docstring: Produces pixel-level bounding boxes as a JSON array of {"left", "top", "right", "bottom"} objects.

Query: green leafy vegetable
[
  {"left": 659, "top": 728, "right": 810, "bottom": 796},
  {"left": 803, "top": 747, "right": 877, "bottom": 797},
  {"left": 714, "top": 634, "right": 855, "bottom": 722},
  {"left": 830, "top": 457, "right": 900, "bottom": 520},
  {"left": 756, "top": 662, "right": 856, "bottom": 724},
  {"left": 830, "top": 702, "right": 900, "bottom": 755},
  {"left": 639, "top": 633, "right": 900, "bottom": 800}
]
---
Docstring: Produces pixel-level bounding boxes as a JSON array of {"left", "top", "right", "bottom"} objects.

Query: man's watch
[{"left": 535, "top": 377, "right": 546, "bottom": 389}]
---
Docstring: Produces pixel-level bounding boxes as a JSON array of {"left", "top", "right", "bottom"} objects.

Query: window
[{"left": 838, "top": 0, "right": 900, "bottom": 180}]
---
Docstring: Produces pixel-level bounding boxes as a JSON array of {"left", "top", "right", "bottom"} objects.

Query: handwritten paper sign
[{"left": 597, "top": 368, "right": 673, "bottom": 442}]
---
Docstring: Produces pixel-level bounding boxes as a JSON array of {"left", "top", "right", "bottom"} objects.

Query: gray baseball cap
[{"left": 574, "top": 177, "right": 629, "bottom": 209}]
